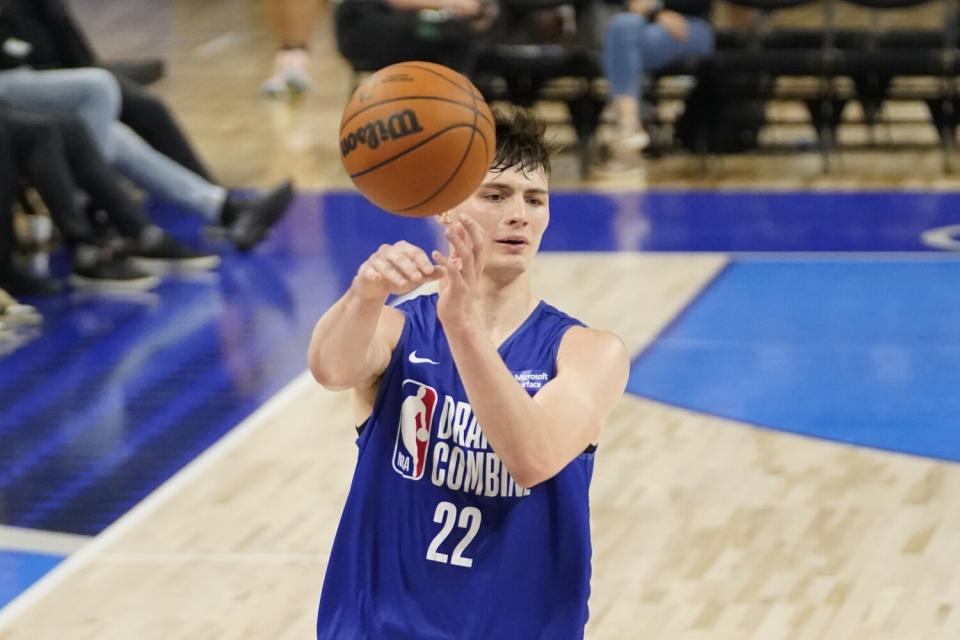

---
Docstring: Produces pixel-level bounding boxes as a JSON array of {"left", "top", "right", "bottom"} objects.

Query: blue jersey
[{"left": 316, "top": 293, "right": 594, "bottom": 640}]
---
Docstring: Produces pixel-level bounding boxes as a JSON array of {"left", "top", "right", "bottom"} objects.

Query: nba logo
[{"left": 393, "top": 380, "right": 438, "bottom": 480}]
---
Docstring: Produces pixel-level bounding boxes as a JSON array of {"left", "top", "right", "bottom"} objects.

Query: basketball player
[{"left": 308, "top": 110, "right": 629, "bottom": 639}]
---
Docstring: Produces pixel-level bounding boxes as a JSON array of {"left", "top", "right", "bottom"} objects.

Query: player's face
[{"left": 445, "top": 164, "right": 550, "bottom": 279}]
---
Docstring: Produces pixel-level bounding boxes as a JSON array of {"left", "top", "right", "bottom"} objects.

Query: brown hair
[{"left": 490, "top": 109, "right": 559, "bottom": 178}]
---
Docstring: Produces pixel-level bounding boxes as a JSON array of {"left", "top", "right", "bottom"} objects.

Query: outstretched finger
[
  {"left": 446, "top": 223, "right": 474, "bottom": 278},
  {"left": 459, "top": 214, "right": 485, "bottom": 246},
  {"left": 459, "top": 215, "right": 486, "bottom": 269},
  {"left": 457, "top": 223, "right": 479, "bottom": 280},
  {"left": 432, "top": 250, "right": 465, "bottom": 288}
]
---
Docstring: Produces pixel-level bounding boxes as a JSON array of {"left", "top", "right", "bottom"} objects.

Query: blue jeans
[
  {"left": 0, "top": 68, "right": 225, "bottom": 219},
  {"left": 602, "top": 13, "right": 715, "bottom": 102}
]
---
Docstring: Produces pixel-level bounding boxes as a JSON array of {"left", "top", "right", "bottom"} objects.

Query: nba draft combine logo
[
  {"left": 392, "top": 379, "right": 532, "bottom": 498},
  {"left": 393, "top": 380, "right": 438, "bottom": 480}
]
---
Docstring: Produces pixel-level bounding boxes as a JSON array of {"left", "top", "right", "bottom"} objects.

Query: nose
[{"left": 504, "top": 195, "right": 529, "bottom": 226}]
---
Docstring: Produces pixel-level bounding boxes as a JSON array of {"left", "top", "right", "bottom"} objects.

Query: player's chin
[{"left": 485, "top": 257, "right": 529, "bottom": 281}]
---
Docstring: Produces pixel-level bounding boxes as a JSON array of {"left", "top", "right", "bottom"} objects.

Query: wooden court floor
[{"left": 2, "top": 1, "right": 960, "bottom": 638}]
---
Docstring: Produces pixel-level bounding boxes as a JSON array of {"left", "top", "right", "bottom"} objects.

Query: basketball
[{"left": 339, "top": 61, "right": 495, "bottom": 217}]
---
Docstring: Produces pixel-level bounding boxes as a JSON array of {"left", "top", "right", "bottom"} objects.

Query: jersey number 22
[{"left": 426, "top": 501, "right": 481, "bottom": 568}]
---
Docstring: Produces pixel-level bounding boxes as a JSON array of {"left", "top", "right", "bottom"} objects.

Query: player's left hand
[{"left": 432, "top": 214, "right": 486, "bottom": 335}]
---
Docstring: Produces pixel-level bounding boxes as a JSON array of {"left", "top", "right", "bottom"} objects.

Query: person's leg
[
  {"left": 640, "top": 18, "right": 715, "bottom": 73},
  {"left": 1, "top": 110, "right": 158, "bottom": 291},
  {"left": 266, "top": 0, "right": 318, "bottom": 47},
  {"left": 110, "top": 122, "right": 228, "bottom": 221},
  {"left": 56, "top": 118, "right": 221, "bottom": 273},
  {"left": 35, "top": 0, "right": 99, "bottom": 66},
  {"left": 602, "top": 13, "right": 654, "bottom": 145},
  {"left": 0, "top": 126, "right": 16, "bottom": 276},
  {"left": 109, "top": 122, "right": 294, "bottom": 252},
  {"left": 262, "top": 0, "right": 318, "bottom": 95},
  {"left": 0, "top": 121, "right": 64, "bottom": 296},
  {"left": 116, "top": 76, "right": 213, "bottom": 180},
  {"left": 336, "top": 6, "right": 476, "bottom": 72},
  {"left": 602, "top": 14, "right": 715, "bottom": 139},
  {"left": 3, "top": 111, "right": 99, "bottom": 247},
  {"left": 56, "top": 118, "right": 149, "bottom": 239},
  {"left": 0, "top": 68, "right": 121, "bottom": 158}
]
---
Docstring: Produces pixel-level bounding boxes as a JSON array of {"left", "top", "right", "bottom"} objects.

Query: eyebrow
[{"left": 480, "top": 182, "right": 549, "bottom": 196}]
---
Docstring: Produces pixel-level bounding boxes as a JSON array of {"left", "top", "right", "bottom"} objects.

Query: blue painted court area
[
  {"left": 628, "top": 258, "right": 960, "bottom": 461},
  {"left": 331, "top": 189, "right": 960, "bottom": 253},
  {"left": 0, "top": 550, "right": 62, "bottom": 609}
]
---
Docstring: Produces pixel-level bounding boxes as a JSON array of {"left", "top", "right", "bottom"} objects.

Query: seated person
[
  {"left": 0, "top": 0, "right": 206, "bottom": 178},
  {"left": 601, "top": 0, "right": 715, "bottom": 162},
  {"left": 334, "top": 0, "right": 498, "bottom": 74},
  {"left": 261, "top": 0, "right": 318, "bottom": 96},
  {"left": 0, "top": 107, "right": 173, "bottom": 292},
  {"left": 0, "top": 67, "right": 294, "bottom": 252}
]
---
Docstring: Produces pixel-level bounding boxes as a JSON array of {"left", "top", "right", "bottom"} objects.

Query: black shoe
[
  {"left": 70, "top": 254, "right": 160, "bottom": 293},
  {"left": 128, "top": 230, "right": 221, "bottom": 274},
  {"left": 0, "top": 265, "right": 63, "bottom": 296},
  {"left": 228, "top": 181, "right": 295, "bottom": 252}
]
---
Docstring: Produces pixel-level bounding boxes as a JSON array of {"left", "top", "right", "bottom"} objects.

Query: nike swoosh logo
[{"left": 409, "top": 351, "right": 439, "bottom": 365}]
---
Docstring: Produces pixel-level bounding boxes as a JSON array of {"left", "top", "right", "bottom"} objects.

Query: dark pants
[
  {"left": 335, "top": 3, "right": 480, "bottom": 73},
  {"left": 117, "top": 75, "right": 213, "bottom": 181},
  {"left": 0, "top": 126, "right": 15, "bottom": 274},
  {"left": 1, "top": 0, "right": 212, "bottom": 182},
  {"left": 0, "top": 108, "right": 149, "bottom": 246}
]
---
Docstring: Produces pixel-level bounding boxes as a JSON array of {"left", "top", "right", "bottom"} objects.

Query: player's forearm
[
  {"left": 308, "top": 287, "right": 387, "bottom": 390},
  {"left": 445, "top": 326, "right": 560, "bottom": 488}
]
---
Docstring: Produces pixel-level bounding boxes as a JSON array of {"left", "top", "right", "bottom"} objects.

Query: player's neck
[{"left": 476, "top": 275, "right": 538, "bottom": 346}]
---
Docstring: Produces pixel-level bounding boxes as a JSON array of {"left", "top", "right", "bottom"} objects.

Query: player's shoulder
[
  {"left": 538, "top": 300, "right": 585, "bottom": 328},
  {"left": 558, "top": 325, "right": 629, "bottom": 372}
]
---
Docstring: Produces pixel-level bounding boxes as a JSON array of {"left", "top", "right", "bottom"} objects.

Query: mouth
[{"left": 495, "top": 238, "right": 528, "bottom": 247}]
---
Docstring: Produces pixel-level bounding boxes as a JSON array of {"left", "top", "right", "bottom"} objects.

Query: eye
[
  {"left": 526, "top": 198, "right": 544, "bottom": 207},
  {"left": 484, "top": 193, "right": 504, "bottom": 202}
]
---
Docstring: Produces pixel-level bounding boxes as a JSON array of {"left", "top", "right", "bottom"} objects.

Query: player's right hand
[{"left": 352, "top": 241, "right": 439, "bottom": 301}]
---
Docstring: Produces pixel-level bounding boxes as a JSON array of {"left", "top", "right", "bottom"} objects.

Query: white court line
[
  {"left": 0, "top": 527, "right": 91, "bottom": 556},
  {"left": 0, "top": 370, "right": 316, "bottom": 629}
]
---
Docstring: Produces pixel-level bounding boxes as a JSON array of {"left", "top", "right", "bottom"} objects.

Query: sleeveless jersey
[{"left": 316, "top": 293, "right": 594, "bottom": 640}]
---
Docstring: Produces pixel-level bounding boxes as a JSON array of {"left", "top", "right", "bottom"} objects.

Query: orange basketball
[{"left": 339, "top": 61, "right": 495, "bottom": 217}]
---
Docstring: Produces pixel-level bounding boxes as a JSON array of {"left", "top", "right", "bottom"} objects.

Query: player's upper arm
[
  {"left": 348, "top": 306, "right": 406, "bottom": 425},
  {"left": 356, "top": 305, "right": 406, "bottom": 389},
  {"left": 528, "top": 327, "right": 629, "bottom": 481}
]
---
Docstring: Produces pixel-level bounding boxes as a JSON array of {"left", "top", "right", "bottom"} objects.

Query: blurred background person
[
  {"left": 261, "top": 0, "right": 321, "bottom": 96},
  {"left": 600, "top": 0, "right": 715, "bottom": 166},
  {"left": 334, "top": 0, "right": 498, "bottom": 75}
]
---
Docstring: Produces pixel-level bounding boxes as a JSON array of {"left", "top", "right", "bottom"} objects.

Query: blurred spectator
[
  {"left": 601, "top": 0, "right": 715, "bottom": 164},
  {"left": 1, "top": 104, "right": 223, "bottom": 284},
  {"left": 0, "top": 123, "right": 22, "bottom": 292},
  {"left": 0, "top": 108, "right": 169, "bottom": 293},
  {"left": 334, "top": 0, "right": 498, "bottom": 74},
  {"left": 0, "top": 0, "right": 211, "bottom": 179},
  {"left": 262, "top": 0, "right": 319, "bottom": 96},
  {"left": 0, "top": 67, "right": 294, "bottom": 252}
]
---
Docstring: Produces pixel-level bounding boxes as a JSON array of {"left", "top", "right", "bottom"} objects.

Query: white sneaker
[
  {"left": 261, "top": 49, "right": 313, "bottom": 96},
  {"left": 609, "top": 130, "right": 650, "bottom": 157}
]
